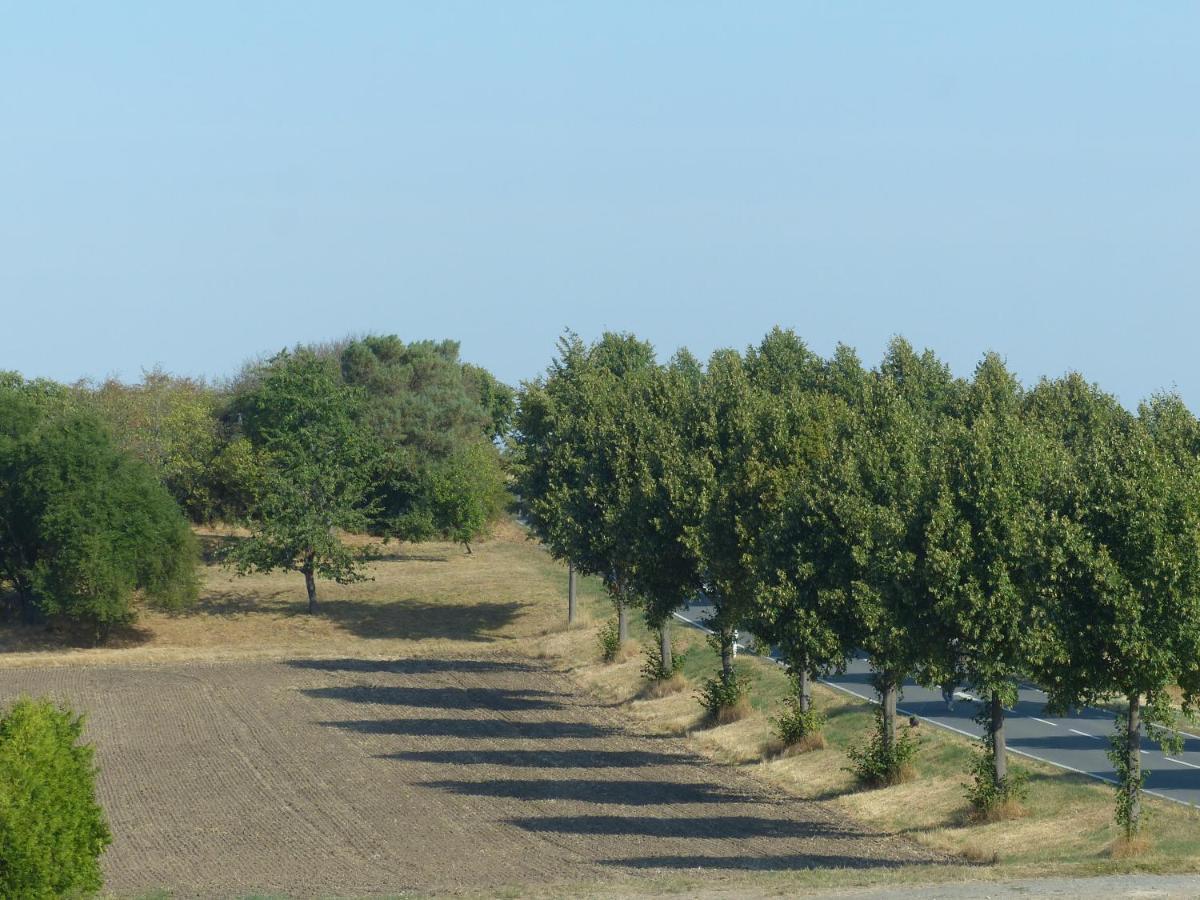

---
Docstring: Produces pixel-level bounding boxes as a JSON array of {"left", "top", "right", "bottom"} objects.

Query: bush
[
  {"left": 597, "top": 619, "right": 621, "bottom": 663},
  {"left": 965, "top": 749, "right": 1029, "bottom": 820},
  {"left": 697, "top": 670, "right": 750, "bottom": 721},
  {"left": 640, "top": 640, "right": 688, "bottom": 683},
  {"left": 845, "top": 708, "right": 920, "bottom": 787},
  {"left": 0, "top": 698, "right": 111, "bottom": 898},
  {"left": 770, "top": 694, "right": 827, "bottom": 751}
]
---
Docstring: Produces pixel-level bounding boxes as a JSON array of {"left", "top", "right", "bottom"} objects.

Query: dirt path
[{"left": 0, "top": 652, "right": 943, "bottom": 897}]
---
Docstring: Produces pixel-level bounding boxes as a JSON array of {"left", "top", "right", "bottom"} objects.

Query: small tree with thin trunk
[{"left": 224, "top": 350, "right": 375, "bottom": 613}]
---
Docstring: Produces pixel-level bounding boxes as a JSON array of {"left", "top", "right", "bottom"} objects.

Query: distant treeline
[{"left": 0, "top": 335, "right": 513, "bottom": 633}]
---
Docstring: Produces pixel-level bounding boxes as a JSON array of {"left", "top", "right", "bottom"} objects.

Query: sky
[{"left": 2, "top": 3, "right": 1198, "bottom": 405}]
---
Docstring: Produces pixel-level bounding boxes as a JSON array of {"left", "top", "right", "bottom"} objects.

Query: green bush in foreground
[{"left": 0, "top": 698, "right": 111, "bottom": 898}]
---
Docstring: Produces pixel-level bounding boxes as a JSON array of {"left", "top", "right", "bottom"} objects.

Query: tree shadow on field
[
  {"left": 185, "top": 591, "right": 525, "bottom": 642},
  {"left": 507, "top": 815, "right": 868, "bottom": 840},
  {"left": 602, "top": 853, "right": 937, "bottom": 871},
  {"left": 196, "top": 532, "right": 243, "bottom": 564},
  {"left": 425, "top": 778, "right": 759, "bottom": 806},
  {"left": 379, "top": 748, "right": 697, "bottom": 769},
  {"left": 302, "top": 684, "right": 563, "bottom": 711},
  {"left": 322, "top": 717, "right": 615, "bottom": 740},
  {"left": 319, "top": 599, "right": 525, "bottom": 641},
  {"left": 286, "top": 657, "right": 539, "bottom": 675}
]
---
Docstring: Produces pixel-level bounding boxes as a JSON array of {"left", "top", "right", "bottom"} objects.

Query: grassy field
[{"left": 4, "top": 517, "right": 1200, "bottom": 895}]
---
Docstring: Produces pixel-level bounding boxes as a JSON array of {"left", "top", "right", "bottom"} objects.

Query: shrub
[
  {"left": 640, "top": 640, "right": 688, "bottom": 683},
  {"left": 845, "top": 707, "right": 920, "bottom": 787},
  {"left": 0, "top": 698, "right": 111, "bottom": 898},
  {"left": 597, "top": 619, "right": 621, "bottom": 663},
  {"left": 965, "top": 749, "right": 1029, "bottom": 820},
  {"left": 770, "top": 695, "right": 827, "bottom": 752},
  {"left": 697, "top": 670, "right": 750, "bottom": 721}
]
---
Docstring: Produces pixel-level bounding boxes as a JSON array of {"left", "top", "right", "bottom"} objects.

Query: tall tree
[
  {"left": 513, "top": 332, "right": 657, "bottom": 640},
  {"left": 1029, "top": 376, "right": 1200, "bottom": 836},
  {"left": 750, "top": 339, "right": 863, "bottom": 733},
  {"left": 224, "top": 350, "right": 375, "bottom": 613},
  {"left": 814, "top": 339, "right": 962, "bottom": 779},
  {"left": 924, "top": 354, "right": 1060, "bottom": 809}
]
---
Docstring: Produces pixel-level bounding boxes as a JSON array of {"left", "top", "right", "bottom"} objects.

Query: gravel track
[{"left": 0, "top": 654, "right": 942, "bottom": 897}]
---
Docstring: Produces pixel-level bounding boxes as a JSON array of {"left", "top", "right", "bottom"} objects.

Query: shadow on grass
[{"left": 185, "top": 592, "right": 526, "bottom": 642}]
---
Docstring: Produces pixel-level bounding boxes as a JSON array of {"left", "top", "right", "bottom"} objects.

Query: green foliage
[
  {"left": 0, "top": 698, "right": 111, "bottom": 898},
  {"left": 696, "top": 669, "right": 750, "bottom": 716},
  {"left": 75, "top": 369, "right": 228, "bottom": 523},
  {"left": 0, "top": 380, "right": 198, "bottom": 635},
  {"left": 845, "top": 706, "right": 920, "bottom": 787},
  {"left": 597, "top": 619, "right": 621, "bottom": 663},
  {"left": 223, "top": 350, "right": 375, "bottom": 605},
  {"left": 427, "top": 439, "right": 508, "bottom": 551},
  {"left": 641, "top": 639, "right": 688, "bottom": 682},
  {"left": 770, "top": 693, "right": 827, "bottom": 747},
  {"left": 337, "top": 336, "right": 508, "bottom": 543}
]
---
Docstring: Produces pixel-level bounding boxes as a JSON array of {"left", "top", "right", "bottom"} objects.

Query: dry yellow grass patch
[
  {"left": 639, "top": 671, "right": 689, "bottom": 699},
  {"left": 1110, "top": 834, "right": 1154, "bottom": 858},
  {"left": 0, "top": 519, "right": 573, "bottom": 668}
]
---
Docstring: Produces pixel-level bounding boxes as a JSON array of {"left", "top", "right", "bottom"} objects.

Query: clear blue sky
[{"left": 2, "top": 3, "right": 1197, "bottom": 405}]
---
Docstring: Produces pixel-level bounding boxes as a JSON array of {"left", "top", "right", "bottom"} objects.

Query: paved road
[{"left": 673, "top": 603, "right": 1200, "bottom": 810}]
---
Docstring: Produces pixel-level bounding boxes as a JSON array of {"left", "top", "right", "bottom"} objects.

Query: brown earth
[{"left": 0, "top": 652, "right": 946, "bottom": 898}]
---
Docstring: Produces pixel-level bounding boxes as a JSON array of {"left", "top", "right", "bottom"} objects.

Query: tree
[
  {"left": 0, "top": 698, "right": 112, "bottom": 898},
  {"left": 749, "top": 339, "right": 863, "bottom": 740},
  {"left": 813, "top": 339, "right": 962, "bottom": 782},
  {"left": 427, "top": 438, "right": 508, "bottom": 553},
  {"left": 513, "top": 332, "right": 658, "bottom": 641},
  {"left": 608, "top": 352, "right": 707, "bottom": 676},
  {"left": 224, "top": 350, "right": 375, "bottom": 613},
  {"left": 924, "top": 354, "right": 1060, "bottom": 811},
  {"left": 1029, "top": 376, "right": 1200, "bottom": 836},
  {"left": 337, "top": 336, "right": 508, "bottom": 547},
  {"left": 75, "top": 369, "right": 227, "bottom": 522},
  {"left": 0, "top": 380, "right": 198, "bottom": 636}
]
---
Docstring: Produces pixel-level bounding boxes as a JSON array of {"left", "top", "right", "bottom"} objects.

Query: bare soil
[{"left": 0, "top": 652, "right": 943, "bottom": 898}]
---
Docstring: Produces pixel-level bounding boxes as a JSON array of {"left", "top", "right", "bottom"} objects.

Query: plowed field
[{"left": 0, "top": 653, "right": 941, "bottom": 897}]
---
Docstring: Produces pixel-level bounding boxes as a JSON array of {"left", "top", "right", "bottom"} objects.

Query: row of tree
[
  {"left": 513, "top": 329, "right": 1200, "bottom": 835},
  {"left": 0, "top": 336, "right": 512, "bottom": 629}
]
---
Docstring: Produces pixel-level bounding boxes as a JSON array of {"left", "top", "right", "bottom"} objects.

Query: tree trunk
[
  {"left": 302, "top": 553, "right": 318, "bottom": 615},
  {"left": 798, "top": 664, "right": 812, "bottom": 714},
  {"left": 1126, "top": 692, "right": 1142, "bottom": 836},
  {"left": 567, "top": 564, "right": 577, "bottom": 626},
  {"left": 659, "top": 621, "right": 673, "bottom": 674},
  {"left": 617, "top": 600, "right": 629, "bottom": 643},
  {"left": 991, "top": 690, "right": 1007, "bottom": 787},
  {"left": 881, "top": 677, "right": 898, "bottom": 757},
  {"left": 720, "top": 628, "right": 735, "bottom": 682}
]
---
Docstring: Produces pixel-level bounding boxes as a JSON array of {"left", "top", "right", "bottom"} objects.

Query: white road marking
[
  {"left": 1030, "top": 717, "right": 1058, "bottom": 727},
  {"left": 1069, "top": 728, "right": 1102, "bottom": 740},
  {"left": 1165, "top": 757, "right": 1200, "bottom": 770}
]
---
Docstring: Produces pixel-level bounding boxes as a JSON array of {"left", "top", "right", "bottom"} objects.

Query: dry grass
[
  {"left": 0, "top": 519, "right": 576, "bottom": 669},
  {"left": 639, "top": 671, "right": 689, "bottom": 699},
  {"left": 762, "top": 731, "right": 827, "bottom": 759},
  {"left": 711, "top": 693, "right": 754, "bottom": 726},
  {"left": 1109, "top": 834, "right": 1154, "bottom": 859},
  {"left": 966, "top": 798, "right": 1028, "bottom": 825}
]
